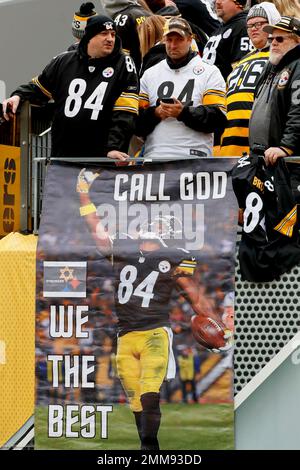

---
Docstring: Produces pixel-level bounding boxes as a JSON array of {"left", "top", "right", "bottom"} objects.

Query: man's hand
[
  {"left": 165, "top": 0, "right": 176, "bottom": 6},
  {"left": 160, "top": 98, "right": 184, "bottom": 119},
  {"left": 2, "top": 96, "right": 21, "bottom": 120},
  {"left": 264, "top": 147, "right": 287, "bottom": 165},
  {"left": 154, "top": 104, "right": 169, "bottom": 120},
  {"left": 212, "top": 329, "right": 233, "bottom": 353},
  {"left": 154, "top": 98, "right": 184, "bottom": 120},
  {"left": 238, "top": 208, "right": 244, "bottom": 226},
  {"left": 107, "top": 150, "right": 129, "bottom": 165},
  {"left": 76, "top": 168, "right": 100, "bottom": 193}
]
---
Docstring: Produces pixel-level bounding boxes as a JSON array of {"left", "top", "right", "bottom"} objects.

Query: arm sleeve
[
  {"left": 11, "top": 56, "right": 59, "bottom": 105},
  {"left": 177, "top": 67, "right": 227, "bottom": 133},
  {"left": 173, "top": 258, "right": 197, "bottom": 278},
  {"left": 106, "top": 58, "right": 139, "bottom": 153},
  {"left": 279, "top": 77, "right": 300, "bottom": 154},
  {"left": 230, "top": 24, "right": 249, "bottom": 64},
  {"left": 135, "top": 72, "right": 161, "bottom": 138}
]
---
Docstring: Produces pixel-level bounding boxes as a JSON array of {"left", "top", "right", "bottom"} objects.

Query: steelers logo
[
  {"left": 193, "top": 65, "right": 204, "bottom": 75},
  {"left": 103, "top": 67, "right": 114, "bottom": 78},
  {"left": 278, "top": 70, "right": 290, "bottom": 88},
  {"left": 104, "top": 21, "right": 114, "bottom": 30},
  {"left": 159, "top": 260, "right": 171, "bottom": 273}
]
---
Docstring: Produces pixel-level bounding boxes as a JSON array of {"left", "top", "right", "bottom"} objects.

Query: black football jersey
[
  {"left": 12, "top": 37, "right": 139, "bottom": 159},
  {"left": 232, "top": 154, "right": 300, "bottom": 281},
  {"left": 112, "top": 237, "right": 196, "bottom": 335},
  {"left": 203, "top": 11, "right": 250, "bottom": 79},
  {"left": 112, "top": 4, "right": 151, "bottom": 71}
]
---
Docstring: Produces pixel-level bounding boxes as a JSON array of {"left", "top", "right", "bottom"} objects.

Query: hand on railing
[
  {"left": 2, "top": 96, "right": 21, "bottom": 120},
  {"left": 107, "top": 150, "right": 130, "bottom": 166},
  {"left": 264, "top": 147, "right": 289, "bottom": 166}
]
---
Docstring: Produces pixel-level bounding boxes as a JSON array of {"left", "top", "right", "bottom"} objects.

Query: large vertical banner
[{"left": 35, "top": 159, "right": 237, "bottom": 450}]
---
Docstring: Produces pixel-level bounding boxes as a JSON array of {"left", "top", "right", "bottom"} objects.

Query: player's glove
[
  {"left": 76, "top": 168, "right": 100, "bottom": 194},
  {"left": 212, "top": 329, "right": 233, "bottom": 354}
]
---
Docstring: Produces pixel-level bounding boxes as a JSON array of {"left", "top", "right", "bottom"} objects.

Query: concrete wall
[{"left": 0, "top": 0, "right": 104, "bottom": 100}]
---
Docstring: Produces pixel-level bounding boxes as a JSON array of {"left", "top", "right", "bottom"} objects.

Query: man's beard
[
  {"left": 269, "top": 43, "right": 298, "bottom": 65},
  {"left": 269, "top": 50, "right": 283, "bottom": 65}
]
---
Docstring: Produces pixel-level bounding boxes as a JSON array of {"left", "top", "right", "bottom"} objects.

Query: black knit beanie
[{"left": 82, "top": 14, "right": 116, "bottom": 42}]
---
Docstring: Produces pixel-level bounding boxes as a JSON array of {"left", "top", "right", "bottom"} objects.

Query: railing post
[{"left": 19, "top": 101, "right": 32, "bottom": 233}]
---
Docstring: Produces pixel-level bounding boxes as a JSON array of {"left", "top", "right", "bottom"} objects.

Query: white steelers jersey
[{"left": 140, "top": 54, "right": 226, "bottom": 159}]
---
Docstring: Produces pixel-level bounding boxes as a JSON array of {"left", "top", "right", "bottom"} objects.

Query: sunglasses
[
  {"left": 246, "top": 21, "right": 268, "bottom": 30},
  {"left": 267, "top": 34, "right": 294, "bottom": 44}
]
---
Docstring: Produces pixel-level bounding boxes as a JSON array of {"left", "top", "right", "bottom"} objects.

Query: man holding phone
[
  {"left": 137, "top": 17, "right": 226, "bottom": 159},
  {"left": 158, "top": 97, "right": 184, "bottom": 119}
]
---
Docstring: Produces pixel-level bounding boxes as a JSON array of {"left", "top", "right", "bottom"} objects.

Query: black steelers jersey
[
  {"left": 112, "top": 4, "right": 151, "bottom": 71},
  {"left": 232, "top": 154, "right": 300, "bottom": 282},
  {"left": 11, "top": 37, "right": 139, "bottom": 159},
  {"left": 203, "top": 11, "right": 250, "bottom": 79},
  {"left": 111, "top": 237, "right": 197, "bottom": 335}
]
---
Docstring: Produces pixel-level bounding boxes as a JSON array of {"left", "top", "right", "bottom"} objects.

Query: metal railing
[{"left": 0, "top": 102, "right": 53, "bottom": 234}]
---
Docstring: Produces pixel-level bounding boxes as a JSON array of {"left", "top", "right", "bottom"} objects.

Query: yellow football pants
[{"left": 116, "top": 328, "right": 169, "bottom": 412}]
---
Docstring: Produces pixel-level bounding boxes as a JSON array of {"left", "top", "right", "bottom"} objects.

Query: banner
[
  {"left": 0, "top": 145, "right": 21, "bottom": 237},
  {"left": 35, "top": 159, "right": 238, "bottom": 450}
]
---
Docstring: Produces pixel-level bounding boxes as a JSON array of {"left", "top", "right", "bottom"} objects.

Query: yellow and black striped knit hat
[{"left": 72, "top": 2, "right": 97, "bottom": 39}]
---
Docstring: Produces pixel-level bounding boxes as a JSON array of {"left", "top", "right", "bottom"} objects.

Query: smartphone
[{"left": 160, "top": 98, "right": 175, "bottom": 104}]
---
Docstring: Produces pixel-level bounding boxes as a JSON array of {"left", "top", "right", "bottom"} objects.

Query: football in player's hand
[{"left": 191, "top": 315, "right": 226, "bottom": 350}]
